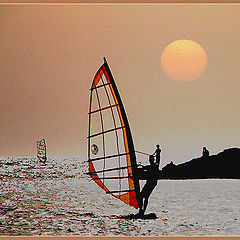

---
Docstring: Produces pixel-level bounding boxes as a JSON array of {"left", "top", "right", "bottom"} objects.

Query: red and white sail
[{"left": 88, "top": 58, "right": 140, "bottom": 208}]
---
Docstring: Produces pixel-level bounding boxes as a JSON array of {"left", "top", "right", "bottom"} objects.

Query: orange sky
[{"left": 0, "top": 4, "right": 239, "bottom": 166}]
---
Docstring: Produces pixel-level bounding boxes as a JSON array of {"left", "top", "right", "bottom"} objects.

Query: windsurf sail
[
  {"left": 88, "top": 58, "right": 140, "bottom": 208},
  {"left": 37, "top": 139, "right": 47, "bottom": 162}
]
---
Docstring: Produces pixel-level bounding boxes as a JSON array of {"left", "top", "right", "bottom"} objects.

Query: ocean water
[{"left": 0, "top": 156, "right": 240, "bottom": 236}]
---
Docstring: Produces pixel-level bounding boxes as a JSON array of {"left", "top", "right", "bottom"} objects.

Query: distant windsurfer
[
  {"left": 137, "top": 155, "right": 158, "bottom": 216},
  {"left": 153, "top": 144, "right": 161, "bottom": 169},
  {"left": 37, "top": 139, "right": 47, "bottom": 163}
]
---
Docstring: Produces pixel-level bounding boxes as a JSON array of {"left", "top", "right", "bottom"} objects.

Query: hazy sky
[{"left": 0, "top": 4, "right": 239, "bottom": 167}]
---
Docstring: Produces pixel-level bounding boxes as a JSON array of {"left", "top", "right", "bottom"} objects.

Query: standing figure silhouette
[
  {"left": 137, "top": 155, "right": 158, "bottom": 216},
  {"left": 202, "top": 147, "right": 209, "bottom": 158},
  {"left": 153, "top": 144, "right": 161, "bottom": 169}
]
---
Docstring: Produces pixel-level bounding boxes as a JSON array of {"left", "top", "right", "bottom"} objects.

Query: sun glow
[{"left": 161, "top": 39, "right": 207, "bottom": 82}]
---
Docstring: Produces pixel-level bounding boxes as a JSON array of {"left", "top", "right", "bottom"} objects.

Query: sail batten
[
  {"left": 88, "top": 152, "right": 130, "bottom": 162},
  {"left": 90, "top": 82, "right": 111, "bottom": 90},
  {"left": 92, "top": 176, "right": 132, "bottom": 180},
  {"left": 89, "top": 104, "right": 119, "bottom": 115},
  {"left": 88, "top": 58, "right": 140, "bottom": 209},
  {"left": 88, "top": 126, "right": 125, "bottom": 139},
  {"left": 88, "top": 165, "right": 131, "bottom": 174},
  {"left": 106, "top": 189, "right": 135, "bottom": 194}
]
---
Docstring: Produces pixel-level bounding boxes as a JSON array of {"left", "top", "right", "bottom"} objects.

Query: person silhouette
[
  {"left": 202, "top": 147, "right": 209, "bottom": 158},
  {"left": 153, "top": 144, "right": 161, "bottom": 169},
  {"left": 137, "top": 155, "right": 158, "bottom": 216}
]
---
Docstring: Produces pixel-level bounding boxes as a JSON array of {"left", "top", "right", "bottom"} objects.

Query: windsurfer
[
  {"left": 137, "top": 155, "right": 158, "bottom": 216},
  {"left": 153, "top": 144, "right": 161, "bottom": 169}
]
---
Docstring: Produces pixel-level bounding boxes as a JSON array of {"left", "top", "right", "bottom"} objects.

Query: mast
[{"left": 43, "top": 139, "right": 47, "bottom": 160}]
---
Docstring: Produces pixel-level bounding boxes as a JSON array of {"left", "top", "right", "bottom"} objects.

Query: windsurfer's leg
[
  {"left": 142, "top": 197, "right": 149, "bottom": 215},
  {"left": 138, "top": 197, "right": 143, "bottom": 213},
  {"left": 137, "top": 192, "right": 145, "bottom": 215},
  {"left": 156, "top": 156, "right": 160, "bottom": 166},
  {"left": 138, "top": 200, "right": 142, "bottom": 209},
  {"left": 138, "top": 201, "right": 145, "bottom": 216}
]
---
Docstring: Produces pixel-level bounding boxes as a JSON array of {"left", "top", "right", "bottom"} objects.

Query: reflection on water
[{"left": 1, "top": 156, "right": 240, "bottom": 236}]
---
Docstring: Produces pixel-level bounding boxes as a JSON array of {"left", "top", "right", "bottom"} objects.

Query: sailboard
[
  {"left": 37, "top": 139, "right": 47, "bottom": 162},
  {"left": 87, "top": 58, "right": 140, "bottom": 209}
]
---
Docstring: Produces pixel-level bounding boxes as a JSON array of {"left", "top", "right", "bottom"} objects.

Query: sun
[{"left": 161, "top": 39, "right": 207, "bottom": 82}]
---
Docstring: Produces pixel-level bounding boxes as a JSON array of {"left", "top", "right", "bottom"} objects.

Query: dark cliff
[{"left": 159, "top": 148, "right": 240, "bottom": 179}]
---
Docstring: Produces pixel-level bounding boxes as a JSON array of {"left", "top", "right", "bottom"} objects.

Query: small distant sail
[
  {"left": 87, "top": 58, "right": 140, "bottom": 208},
  {"left": 37, "top": 139, "right": 47, "bottom": 162}
]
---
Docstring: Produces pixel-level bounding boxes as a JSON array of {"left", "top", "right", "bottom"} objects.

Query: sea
[{"left": 1, "top": 156, "right": 240, "bottom": 236}]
